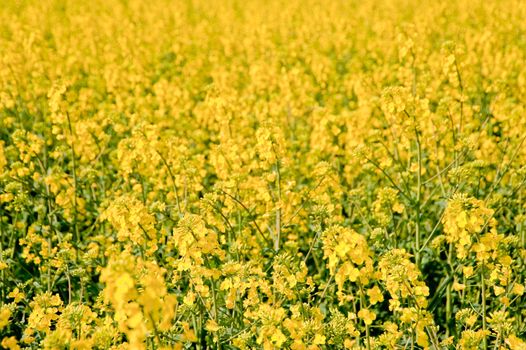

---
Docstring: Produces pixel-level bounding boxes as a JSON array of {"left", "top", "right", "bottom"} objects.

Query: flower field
[{"left": 1, "top": 0, "right": 526, "bottom": 348}]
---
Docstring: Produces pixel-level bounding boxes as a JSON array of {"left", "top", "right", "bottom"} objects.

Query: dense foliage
[{"left": 1, "top": 0, "right": 526, "bottom": 349}]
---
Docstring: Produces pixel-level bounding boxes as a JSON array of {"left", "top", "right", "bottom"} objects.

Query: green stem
[
  {"left": 481, "top": 263, "right": 487, "bottom": 350},
  {"left": 66, "top": 112, "right": 80, "bottom": 244},
  {"left": 358, "top": 283, "right": 371, "bottom": 350},
  {"left": 446, "top": 243, "right": 453, "bottom": 337}
]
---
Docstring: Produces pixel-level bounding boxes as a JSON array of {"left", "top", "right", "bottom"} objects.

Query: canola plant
[{"left": 1, "top": 0, "right": 526, "bottom": 349}]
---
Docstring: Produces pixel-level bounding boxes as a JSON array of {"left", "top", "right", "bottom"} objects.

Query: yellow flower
[
  {"left": 182, "top": 322, "right": 198, "bottom": 342},
  {"left": 313, "top": 334, "right": 326, "bottom": 345},
  {"left": 392, "top": 202, "right": 405, "bottom": 214},
  {"left": 463, "top": 266, "right": 474, "bottom": 278},
  {"left": 494, "top": 285, "right": 506, "bottom": 296},
  {"left": 0, "top": 141, "right": 6, "bottom": 172},
  {"left": 0, "top": 306, "right": 11, "bottom": 330},
  {"left": 184, "top": 291, "right": 196, "bottom": 306},
  {"left": 271, "top": 329, "right": 287, "bottom": 347},
  {"left": 206, "top": 319, "right": 220, "bottom": 332},
  {"left": 512, "top": 284, "right": 525, "bottom": 296},
  {"left": 457, "top": 211, "right": 468, "bottom": 228},
  {"left": 1, "top": 337, "right": 20, "bottom": 350},
  {"left": 367, "top": 286, "right": 384, "bottom": 305},
  {"left": 452, "top": 282, "right": 466, "bottom": 291},
  {"left": 7, "top": 288, "right": 25, "bottom": 303},
  {"left": 358, "top": 308, "right": 376, "bottom": 325},
  {"left": 506, "top": 335, "right": 526, "bottom": 350}
]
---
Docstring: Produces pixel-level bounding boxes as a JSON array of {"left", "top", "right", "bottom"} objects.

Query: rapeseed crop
[{"left": 1, "top": 0, "right": 526, "bottom": 348}]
